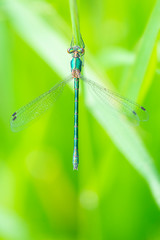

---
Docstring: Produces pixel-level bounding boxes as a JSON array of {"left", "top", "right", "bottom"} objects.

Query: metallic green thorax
[
  {"left": 71, "top": 57, "right": 82, "bottom": 72},
  {"left": 68, "top": 46, "right": 84, "bottom": 170}
]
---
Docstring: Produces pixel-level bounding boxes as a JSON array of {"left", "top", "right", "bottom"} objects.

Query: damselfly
[{"left": 10, "top": 43, "right": 149, "bottom": 170}]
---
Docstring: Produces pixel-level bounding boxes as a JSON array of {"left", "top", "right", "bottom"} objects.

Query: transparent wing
[
  {"left": 11, "top": 77, "right": 73, "bottom": 132},
  {"left": 81, "top": 77, "right": 149, "bottom": 125}
]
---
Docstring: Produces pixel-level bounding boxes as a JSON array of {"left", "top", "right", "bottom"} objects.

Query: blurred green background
[{"left": 0, "top": 0, "right": 160, "bottom": 239}]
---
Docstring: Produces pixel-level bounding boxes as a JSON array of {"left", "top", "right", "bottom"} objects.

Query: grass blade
[
  {"left": 69, "top": 0, "right": 82, "bottom": 46},
  {"left": 126, "top": 0, "right": 160, "bottom": 99}
]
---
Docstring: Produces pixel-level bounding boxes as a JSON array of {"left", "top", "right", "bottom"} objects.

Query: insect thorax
[
  {"left": 72, "top": 69, "right": 81, "bottom": 78},
  {"left": 71, "top": 57, "right": 82, "bottom": 71}
]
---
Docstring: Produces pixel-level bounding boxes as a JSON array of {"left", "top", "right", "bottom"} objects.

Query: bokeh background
[{"left": 0, "top": 0, "right": 160, "bottom": 239}]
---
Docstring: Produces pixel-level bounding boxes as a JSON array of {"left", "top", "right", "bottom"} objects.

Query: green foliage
[{"left": 0, "top": 0, "right": 160, "bottom": 240}]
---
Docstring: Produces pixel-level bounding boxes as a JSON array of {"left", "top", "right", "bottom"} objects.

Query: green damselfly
[{"left": 10, "top": 41, "right": 149, "bottom": 170}]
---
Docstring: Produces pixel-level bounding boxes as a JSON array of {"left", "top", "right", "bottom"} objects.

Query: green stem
[{"left": 69, "top": 0, "right": 82, "bottom": 47}]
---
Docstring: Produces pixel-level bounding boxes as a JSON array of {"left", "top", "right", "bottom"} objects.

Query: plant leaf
[{"left": 126, "top": 0, "right": 160, "bottom": 99}]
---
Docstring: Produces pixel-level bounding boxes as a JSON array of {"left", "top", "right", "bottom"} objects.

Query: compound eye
[
  {"left": 77, "top": 48, "right": 84, "bottom": 54},
  {"left": 81, "top": 48, "right": 85, "bottom": 54},
  {"left": 67, "top": 48, "right": 74, "bottom": 54},
  {"left": 77, "top": 48, "right": 85, "bottom": 55}
]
